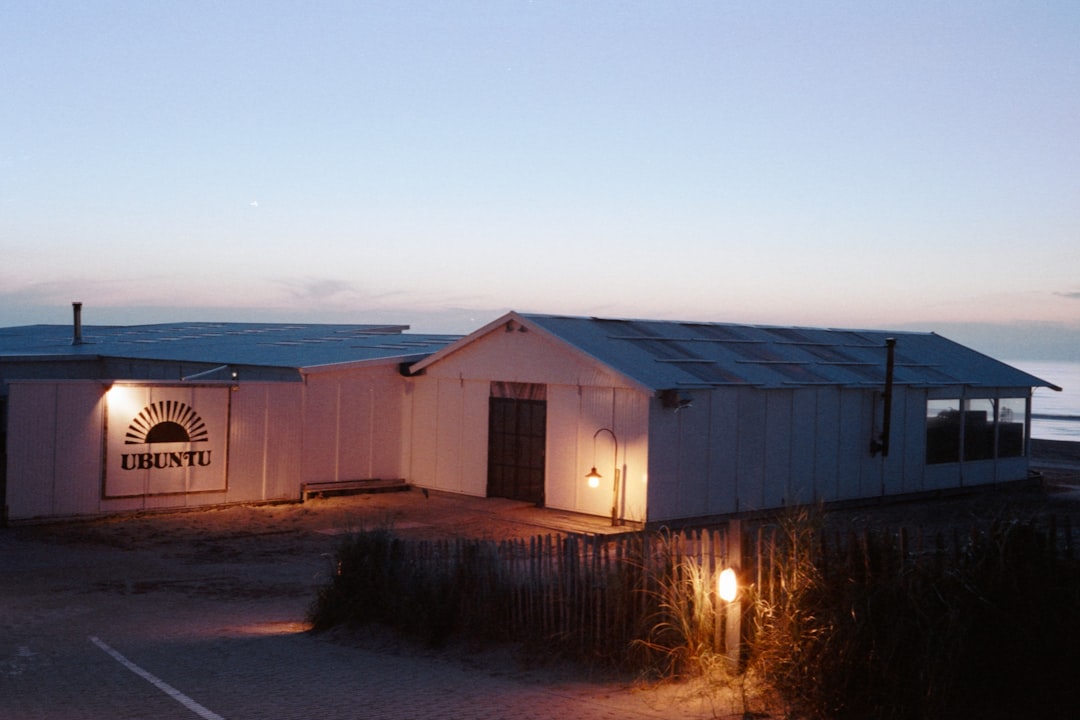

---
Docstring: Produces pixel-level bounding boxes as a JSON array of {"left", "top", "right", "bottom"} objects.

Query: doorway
[{"left": 487, "top": 383, "right": 546, "bottom": 505}]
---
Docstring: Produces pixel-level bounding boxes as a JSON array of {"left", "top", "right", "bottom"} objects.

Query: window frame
[{"left": 925, "top": 390, "right": 1029, "bottom": 465}]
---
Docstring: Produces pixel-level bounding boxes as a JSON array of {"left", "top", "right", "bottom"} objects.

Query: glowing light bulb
[{"left": 718, "top": 568, "right": 738, "bottom": 602}]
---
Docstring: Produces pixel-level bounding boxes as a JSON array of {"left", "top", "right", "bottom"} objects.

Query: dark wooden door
[{"left": 487, "top": 397, "right": 546, "bottom": 505}]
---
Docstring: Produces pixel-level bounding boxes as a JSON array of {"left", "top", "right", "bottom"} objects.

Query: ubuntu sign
[
  {"left": 120, "top": 401, "right": 212, "bottom": 472},
  {"left": 105, "top": 386, "right": 228, "bottom": 498}
]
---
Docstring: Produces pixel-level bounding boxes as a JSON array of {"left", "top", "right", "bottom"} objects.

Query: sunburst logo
[{"left": 125, "top": 401, "right": 209, "bottom": 444}]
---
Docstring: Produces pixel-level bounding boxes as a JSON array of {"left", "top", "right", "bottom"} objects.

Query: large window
[{"left": 926, "top": 396, "right": 1027, "bottom": 465}]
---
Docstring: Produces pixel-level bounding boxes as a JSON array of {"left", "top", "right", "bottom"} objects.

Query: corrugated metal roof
[
  {"left": 0, "top": 322, "right": 460, "bottom": 370},
  {"left": 518, "top": 313, "right": 1059, "bottom": 392},
  {"left": 5, "top": 314, "right": 1059, "bottom": 392}
]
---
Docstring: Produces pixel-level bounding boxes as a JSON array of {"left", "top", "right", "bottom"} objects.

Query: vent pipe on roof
[
  {"left": 72, "top": 302, "right": 83, "bottom": 346},
  {"left": 870, "top": 338, "right": 896, "bottom": 457}
]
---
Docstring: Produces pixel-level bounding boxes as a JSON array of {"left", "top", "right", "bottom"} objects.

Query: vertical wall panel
[
  {"left": 262, "top": 384, "right": 303, "bottom": 499},
  {"left": 316, "top": 366, "right": 408, "bottom": 483},
  {"left": 226, "top": 384, "right": 268, "bottom": 502},
  {"left": 674, "top": 392, "right": 710, "bottom": 521},
  {"left": 836, "top": 391, "right": 866, "bottom": 500},
  {"left": 434, "top": 379, "right": 465, "bottom": 493},
  {"left": 228, "top": 383, "right": 304, "bottom": 502},
  {"left": 707, "top": 388, "right": 740, "bottom": 516},
  {"left": 370, "top": 374, "right": 405, "bottom": 479},
  {"left": 763, "top": 391, "right": 794, "bottom": 509},
  {"left": 53, "top": 384, "right": 105, "bottom": 515},
  {"left": 789, "top": 389, "right": 818, "bottom": 506},
  {"left": 300, "top": 378, "right": 339, "bottom": 485},
  {"left": 337, "top": 376, "right": 371, "bottom": 481},
  {"left": 407, "top": 379, "right": 439, "bottom": 487},
  {"left": 645, "top": 395, "right": 681, "bottom": 521},
  {"left": 614, "top": 387, "right": 649, "bottom": 524},
  {"left": 7, "top": 382, "right": 105, "bottom": 520},
  {"left": 399, "top": 380, "right": 416, "bottom": 480},
  {"left": 544, "top": 384, "right": 581, "bottom": 513},
  {"left": 578, "top": 386, "right": 618, "bottom": 519},
  {"left": 736, "top": 388, "right": 766, "bottom": 513},
  {"left": 813, "top": 387, "right": 841, "bottom": 502},
  {"left": 459, "top": 380, "right": 489, "bottom": 496},
  {"left": 8, "top": 383, "right": 60, "bottom": 518}
]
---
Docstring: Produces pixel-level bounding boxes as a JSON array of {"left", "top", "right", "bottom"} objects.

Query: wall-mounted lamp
[
  {"left": 584, "top": 427, "right": 621, "bottom": 526},
  {"left": 660, "top": 388, "right": 693, "bottom": 411}
]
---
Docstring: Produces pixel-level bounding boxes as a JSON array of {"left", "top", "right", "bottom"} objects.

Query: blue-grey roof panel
[
  {"left": 521, "top": 314, "right": 1058, "bottom": 392},
  {"left": 0, "top": 322, "right": 460, "bottom": 370}
]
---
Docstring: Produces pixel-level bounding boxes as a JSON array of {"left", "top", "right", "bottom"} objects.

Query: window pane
[
  {"left": 927, "top": 399, "right": 960, "bottom": 464},
  {"left": 998, "top": 397, "right": 1027, "bottom": 457},
  {"left": 964, "top": 399, "right": 995, "bottom": 461}
]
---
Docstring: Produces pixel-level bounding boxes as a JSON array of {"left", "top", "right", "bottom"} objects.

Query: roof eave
[{"left": 300, "top": 353, "right": 436, "bottom": 375}]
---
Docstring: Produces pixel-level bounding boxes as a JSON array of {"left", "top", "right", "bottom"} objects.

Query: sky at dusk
[{"left": 2, "top": 2, "right": 1079, "bottom": 359}]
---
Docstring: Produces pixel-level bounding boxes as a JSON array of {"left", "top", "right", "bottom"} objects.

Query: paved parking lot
[
  {"left": 1, "top": 492, "right": 748, "bottom": 720},
  {"left": 6, "top": 462, "right": 1079, "bottom": 720}
]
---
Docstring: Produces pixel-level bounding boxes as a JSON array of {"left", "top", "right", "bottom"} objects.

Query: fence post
[{"left": 725, "top": 518, "right": 743, "bottom": 667}]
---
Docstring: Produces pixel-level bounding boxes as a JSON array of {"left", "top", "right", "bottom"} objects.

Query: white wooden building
[
  {"left": 1, "top": 308, "right": 1059, "bottom": 525},
  {"left": 0, "top": 314, "right": 455, "bottom": 522},
  {"left": 404, "top": 312, "right": 1059, "bottom": 526}
]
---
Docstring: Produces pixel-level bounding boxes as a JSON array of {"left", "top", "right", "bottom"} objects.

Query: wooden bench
[{"left": 300, "top": 478, "right": 409, "bottom": 501}]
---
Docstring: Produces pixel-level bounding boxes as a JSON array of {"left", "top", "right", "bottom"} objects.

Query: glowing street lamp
[
  {"left": 716, "top": 522, "right": 745, "bottom": 667},
  {"left": 718, "top": 567, "right": 738, "bottom": 603},
  {"left": 584, "top": 427, "right": 621, "bottom": 526}
]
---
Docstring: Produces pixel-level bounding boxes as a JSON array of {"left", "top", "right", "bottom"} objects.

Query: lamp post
[
  {"left": 585, "top": 427, "right": 621, "bottom": 526},
  {"left": 717, "top": 519, "right": 743, "bottom": 668}
]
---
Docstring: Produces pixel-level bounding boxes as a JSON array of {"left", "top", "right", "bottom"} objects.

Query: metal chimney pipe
[
  {"left": 870, "top": 338, "right": 896, "bottom": 456},
  {"left": 879, "top": 337, "right": 896, "bottom": 457},
  {"left": 72, "top": 301, "right": 83, "bottom": 345}
]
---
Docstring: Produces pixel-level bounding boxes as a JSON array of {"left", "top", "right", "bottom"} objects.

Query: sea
[{"left": 1009, "top": 360, "right": 1080, "bottom": 442}]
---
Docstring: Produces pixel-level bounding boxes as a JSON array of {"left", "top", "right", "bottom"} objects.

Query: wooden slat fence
[{"left": 325, "top": 514, "right": 1076, "bottom": 666}]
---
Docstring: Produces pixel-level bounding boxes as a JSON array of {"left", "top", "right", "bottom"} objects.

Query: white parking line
[{"left": 89, "top": 636, "right": 225, "bottom": 720}]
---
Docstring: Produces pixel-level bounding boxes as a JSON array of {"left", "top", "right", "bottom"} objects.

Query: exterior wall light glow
[
  {"left": 718, "top": 567, "right": 738, "bottom": 603},
  {"left": 584, "top": 427, "right": 621, "bottom": 526}
]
